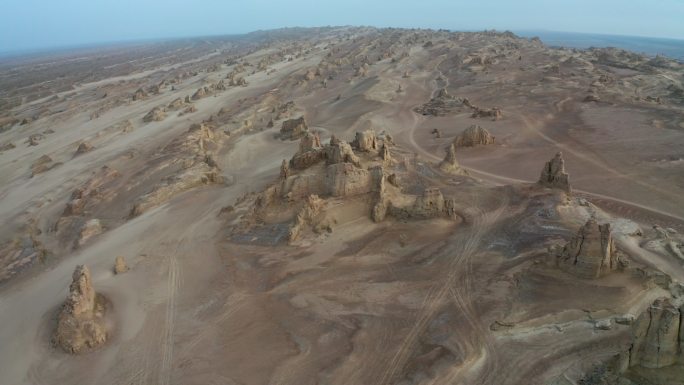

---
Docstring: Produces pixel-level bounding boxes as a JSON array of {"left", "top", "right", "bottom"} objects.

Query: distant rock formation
[
  {"left": 452, "top": 125, "right": 495, "bottom": 147},
  {"left": 538, "top": 152, "right": 571, "bottom": 193},
  {"left": 280, "top": 116, "right": 309, "bottom": 140},
  {"left": 77, "top": 219, "right": 102, "bottom": 247},
  {"left": 167, "top": 98, "right": 185, "bottom": 110},
  {"left": 439, "top": 144, "right": 467, "bottom": 174},
  {"left": 132, "top": 88, "right": 147, "bottom": 101},
  {"left": 114, "top": 256, "right": 128, "bottom": 274},
  {"left": 54, "top": 265, "right": 107, "bottom": 353},
  {"left": 557, "top": 219, "right": 619, "bottom": 278},
  {"left": 31, "top": 155, "right": 60, "bottom": 177},
  {"left": 280, "top": 159, "right": 290, "bottom": 179},
  {"left": 143, "top": 107, "right": 166, "bottom": 123},
  {"left": 191, "top": 87, "right": 209, "bottom": 100},
  {"left": 471, "top": 106, "right": 502, "bottom": 120},
  {"left": 415, "top": 88, "right": 468, "bottom": 116},
  {"left": 75, "top": 142, "right": 94, "bottom": 155}
]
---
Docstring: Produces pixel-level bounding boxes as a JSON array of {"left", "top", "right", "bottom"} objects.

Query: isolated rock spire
[
  {"left": 538, "top": 152, "right": 571, "bottom": 193},
  {"left": 54, "top": 265, "right": 107, "bottom": 353}
]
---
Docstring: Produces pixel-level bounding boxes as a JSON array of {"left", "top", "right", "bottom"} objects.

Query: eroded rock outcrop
[
  {"left": 471, "top": 107, "right": 502, "bottom": 120},
  {"left": 132, "top": 88, "right": 147, "bottom": 101},
  {"left": 290, "top": 132, "right": 324, "bottom": 169},
  {"left": 415, "top": 88, "right": 468, "bottom": 116},
  {"left": 280, "top": 116, "right": 309, "bottom": 140},
  {"left": 54, "top": 265, "right": 107, "bottom": 353},
  {"left": 143, "top": 107, "right": 166, "bottom": 122},
  {"left": 452, "top": 125, "right": 495, "bottom": 147},
  {"left": 538, "top": 152, "right": 571, "bottom": 193},
  {"left": 75, "top": 141, "right": 94, "bottom": 155},
  {"left": 288, "top": 194, "right": 324, "bottom": 241},
  {"left": 557, "top": 219, "right": 619, "bottom": 278},
  {"left": 191, "top": 87, "right": 209, "bottom": 100},
  {"left": 352, "top": 129, "right": 378, "bottom": 152},
  {"left": 31, "top": 155, "right": 60, "bottom": 177},
  {"left": 626, "top": 298, "right": 683, "bottom": 369}
]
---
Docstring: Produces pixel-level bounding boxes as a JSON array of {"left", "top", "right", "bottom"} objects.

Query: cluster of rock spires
[
  {"left": 538, "top": 152, "right": 571, "bottom": 193},
  {"left": 54, "top": 265, "right": 107, "bottom": 353},
  {"left": 415, "top": 87, "right": 503, "bottom": 120},
  {"left": 241, "top": 124, "right": 461, "bottom": 243},
  {"left": 556, "top": 218, "right": 622, "bottom": 279}
]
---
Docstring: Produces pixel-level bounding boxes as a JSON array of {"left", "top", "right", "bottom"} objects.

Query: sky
[{"left": 1, "top": 0, "right": 684, "bottom": 52}]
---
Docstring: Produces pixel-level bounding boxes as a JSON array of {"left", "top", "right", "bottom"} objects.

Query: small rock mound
[
  {"left": 54, "top": 265, "right": 107, "bottom": 353},
  {"left": 114, "top": 256, "right": 128, "bottom": 274},
  {"left": 471, "top": 107, "right": 502, "bottom": 120},
  {"left": 538, "top": 152, "right": 571, "bottom": 193},
  {"left": 31, "top": 154, "right": 60, "bottom": 177},
  {"left": 452, "top": 125, "right": 495, "bottom": 147},
  {"left": 75, "top": 142, "right": 94, "bottom": 155},
  {"left": 143, "top": 107, "right": 166, "bottom": 123},
  {"left": 132, "top": 88, "right": 147, "bottom": 101}
]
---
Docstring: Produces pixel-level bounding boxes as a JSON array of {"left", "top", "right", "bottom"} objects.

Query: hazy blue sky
[{"left": 2, "top": 0, "right": 683, "bottom": 52}]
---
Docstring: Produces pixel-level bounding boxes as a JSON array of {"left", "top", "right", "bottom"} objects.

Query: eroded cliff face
[
  {"left": 557, "top": 219, "right": 619, "bottom": 279},
  {"left": 54, "top": 265, "right": 107, "bottom": 353},
  {"left": 627, "top": 298, "right": 684, "bottom": 369}
]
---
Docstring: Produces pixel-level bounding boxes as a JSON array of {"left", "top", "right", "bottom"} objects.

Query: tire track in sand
[{"left": 159, "top": 253, "right": 180, "bottom": 385}]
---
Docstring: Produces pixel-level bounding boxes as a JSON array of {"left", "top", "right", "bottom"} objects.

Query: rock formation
[
  {"left": 290, "top": 132, "right": 324, "bottom": 169},
  {"left": 471, "top": 107, "right": 502, "bottom": 120},
  {"left": 167, "top": 98, "right": 185, "bottom": 110},
  {"left": 54, "top": 265, "right": 107, "bottom": 353},
  {"left": 326, "top": 139, "right": 360, "bottom": 166},
  {"left": 325, "top": 163, "right": 375, "bottom": 197},
  {"left": 62, "top": 166, "right": 120, "bottom": 216},
  {"left": 352, "top": 129, "right": 378, "bottom": 152},
  {"left": 625, "top": 298, "right": 683, "bottom": 369},
  {"left": 192, "top": 87, "right": 208, "bottom": 100},
  {"left": 114, "top": 256, "right": 128, "bottom": 274},
  {"left": 414, "top": 88, "right": 468, "bottom": 116},
  {"left": 31, "top": 155, "right": 60, "bottom": 176},
  {"left": 557, "top": 219, "right": 619, "bottom": 278},
  {"left": 75, "top": 142, "right": 94, "bottom": 155},
  {"left": 452, "top": 125, "right": 495, "bottom": 147},
  {"left": 538, "top": 152, "right": 571, "bottom": 193},
  {"left": 143, "top": 107, "right": 166, "bottom": 123},
  {"left": 280, "top": 116, "right": 309, "bottom": 140},
  {"left": 439, "top": 144, "right": 466, "bottom": 174},
  {"left": 288, "top": 195, "right": 324, "bottom": 241},
  {"left": 76, "top": 219, "right": 102, "bottom": 247},
  {"left": 280, "top": 159, "right": 290, "bottom": 179},
  {"left": 132, "top": 88, "right": 147, "bottom": 101}
]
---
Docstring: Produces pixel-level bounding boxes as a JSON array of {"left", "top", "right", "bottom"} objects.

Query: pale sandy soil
[{"left": 0, "top": 27, "right": 683, "bottom": 385}]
